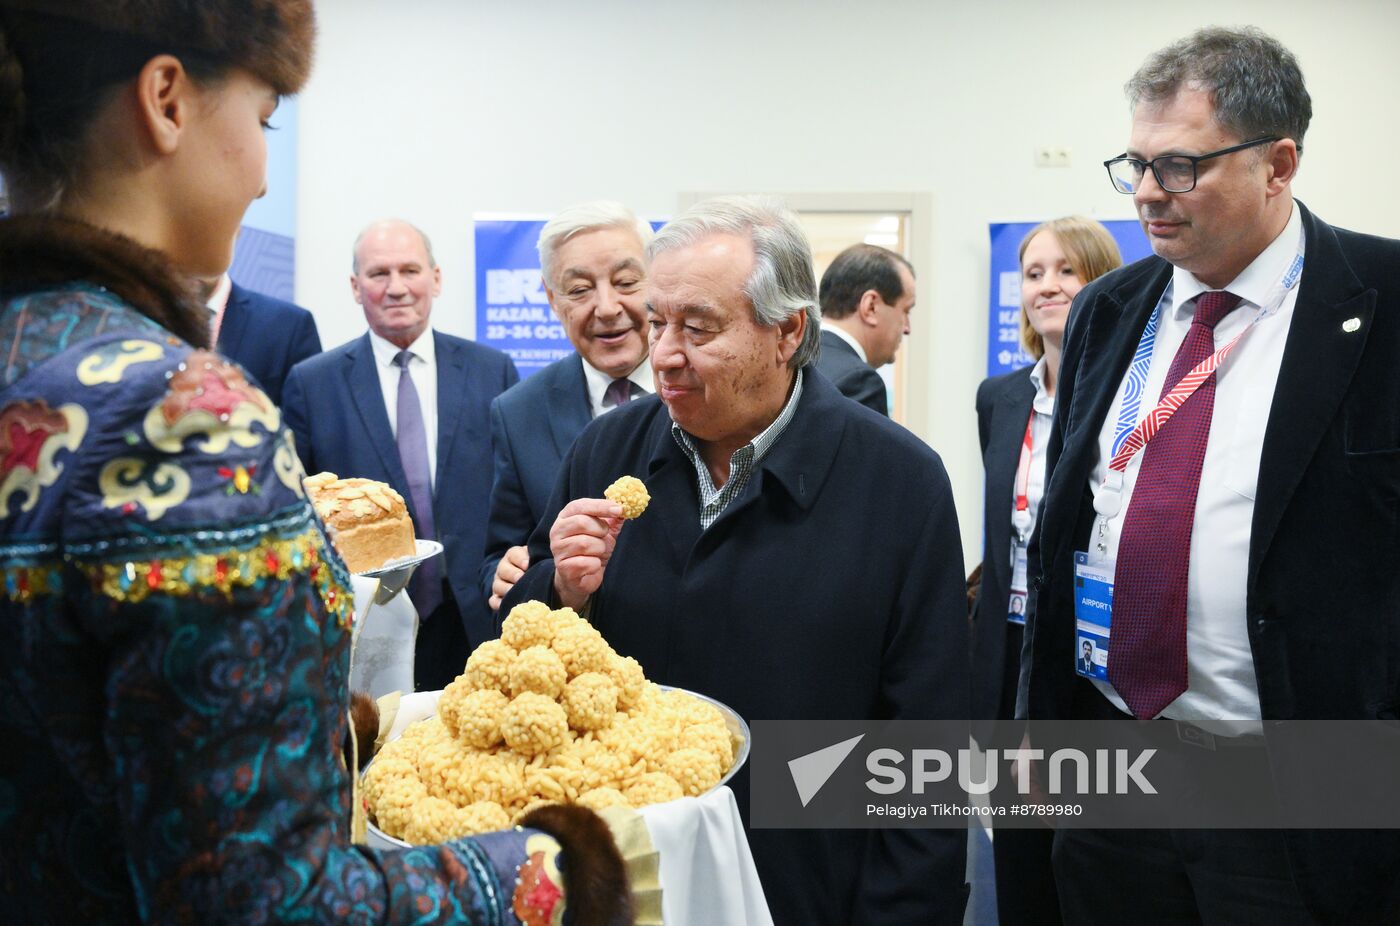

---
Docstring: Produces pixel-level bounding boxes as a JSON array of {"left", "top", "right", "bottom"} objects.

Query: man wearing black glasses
[{"left": 1023, "top": 26, "right": 1400, "bottom": 924}]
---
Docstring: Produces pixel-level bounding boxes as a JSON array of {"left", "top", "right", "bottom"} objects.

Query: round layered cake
[{"left": 304, "top": 472, "right": 417, "bottom": 573}]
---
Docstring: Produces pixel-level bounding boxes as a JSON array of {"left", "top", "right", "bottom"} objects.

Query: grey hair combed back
[
  {"left": 648, "top": 195, "right": 821, "bottom": 370},
  {"left": 536, "top": 200, "right": 653, "bottom": 290},
  {"left": 1126, "top": 26, "right": 1311, "bottom": 151}
]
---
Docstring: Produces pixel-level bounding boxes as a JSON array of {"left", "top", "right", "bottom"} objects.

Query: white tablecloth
[
  {"left": 383, "top": 690, "right": 773, "bottom": 926},
  {"left": 641, "top": 787, "right": 773, "bottom": 926}
]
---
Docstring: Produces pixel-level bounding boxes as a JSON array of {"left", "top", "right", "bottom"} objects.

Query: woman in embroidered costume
[{"left": 0, "top": 3, "right": 628, "bottom": 923}]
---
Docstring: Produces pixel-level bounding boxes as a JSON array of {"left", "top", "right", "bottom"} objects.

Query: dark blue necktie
[{"left": 394, "top": 349, "right": 440, "bottom": 617}]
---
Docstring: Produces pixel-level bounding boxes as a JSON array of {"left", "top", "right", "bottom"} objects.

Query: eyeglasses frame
[{"left": 1103, "top": 136, "right": 1288, "bottom": 194}]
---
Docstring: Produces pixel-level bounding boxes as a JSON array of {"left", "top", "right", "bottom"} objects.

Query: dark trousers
[
  {"left": 1052, "top": 827, "right": 1315, "bottom": 925},
  {"left": 982, "top": 713, "right": 1062, "bottom": 926},
  {"left": 1047, "top": 689, "right": 1314, "bottom": 924},
  {"left": 994, "top": 825, "right": 1062, "bottom": 926},
  {"left": 413, "top": 580, "right": 469, "bottom": 692}
]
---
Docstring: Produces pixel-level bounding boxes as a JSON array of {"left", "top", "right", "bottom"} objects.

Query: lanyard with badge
[
  {"left": 1073, "top": 226, "right": 1306, "bottom": 680},
  {"left": 1007, "top": 414, "right": 1036, "bottom": 625}
]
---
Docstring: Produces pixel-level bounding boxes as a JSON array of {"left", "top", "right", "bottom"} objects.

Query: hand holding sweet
[{"left": 549, "top": 497, "right": 623, "bottom": 610}]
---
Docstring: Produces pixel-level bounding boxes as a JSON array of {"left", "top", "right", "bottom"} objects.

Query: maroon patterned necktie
[
  {"left": 605, "top": 377, "right": 634, "bottom": 408},
  {"left": 1107, "top": 290, "right": 1242, "bottom": 719}
]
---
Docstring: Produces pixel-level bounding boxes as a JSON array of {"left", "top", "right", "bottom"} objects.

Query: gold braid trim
[
  {"left": 6, "top": 528, "right": 353, "bottom": 628},
  {"left": 3, "top": 564, "right": 60, "bottom": 604}
]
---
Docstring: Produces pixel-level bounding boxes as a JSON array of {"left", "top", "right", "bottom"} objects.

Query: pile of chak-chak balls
[{"left": 364, "top": 599, "right": 737, "bottom": 845}]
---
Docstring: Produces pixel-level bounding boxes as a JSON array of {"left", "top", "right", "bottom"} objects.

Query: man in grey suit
[
  {"left": 481, "top": 201, "right": 652, "bottom": 612},
  {"left": 814, "top": 243, "right": 915, "bottom": 415}
]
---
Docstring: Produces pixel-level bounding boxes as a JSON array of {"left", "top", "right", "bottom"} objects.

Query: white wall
[{"left": 295, "top": 0, "right": 1400, "bottom": 564}]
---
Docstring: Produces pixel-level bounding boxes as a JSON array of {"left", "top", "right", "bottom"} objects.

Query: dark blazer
[
  {"left": 504, "top": 372, "right": 969, "bottom": 926},
  {"left": 1025, "top": 203, "right": 1400, "bottom": 924},
  {"left": 281, "top": 331, "right": 519, "bottom": 647},
  {"left": 480, "top": 353, "right": 593, "bottom": 604},
  {"left": 815, "top": 328, "right": 887, "bottom": 414},
  {"left": 971, "top": 365, "right": 1036, "bottom": 727},
  {"left": 218, "top": 282, "right": 321, "bottom": 407}
]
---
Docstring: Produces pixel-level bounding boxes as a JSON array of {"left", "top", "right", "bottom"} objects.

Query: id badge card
[
  {"left": 1008, "top": 539, "right": 1029, "bottom": 625},
  {"left": 1073, "top": 551, "right": 1111, "bottom": 680}
]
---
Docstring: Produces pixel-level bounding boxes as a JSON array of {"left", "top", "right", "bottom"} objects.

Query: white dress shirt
[
  {"left": 820, "top": 321, "right": 868, "bottom": 364},
  {"left": 369, "top": 329, "right": 439, "bottom": 487},
  {"left": 205, "top": 273, "right": 232, "bottom": 345},
  {"left": 1006, "top": 356, "right": 1056, "bottom": 616},
  {"left": 1017, "top": 355, "right": 1056, "bottom": 540},
  {"left": 582, "top": 357, "right": 653, "bottom": 419},
  {"left": 1088, "top": 203, "right": 1303, "bottom": 725}
]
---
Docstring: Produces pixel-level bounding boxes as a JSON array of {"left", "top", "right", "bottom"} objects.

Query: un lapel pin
[{"left": 1342, "top": 317, "right": 1361, "bottom": 333}]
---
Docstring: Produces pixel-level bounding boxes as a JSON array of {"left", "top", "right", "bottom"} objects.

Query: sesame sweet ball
[
  {"left": 462, "top": 639, "right": 517, "bottom": 692},
  {"left": 508, "top": 646, "right": 568, "bottom": 699},
  {"left": 603, "top": 475, "right": 650, "bottom": 519},
  {"left": 364, "top": 600, "right": 742, "bottom": 842}
]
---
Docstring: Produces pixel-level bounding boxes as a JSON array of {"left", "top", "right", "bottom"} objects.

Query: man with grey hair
[
  {"left": 1024, "top": 27, "right": 1400, "bottom": 922},
  {"left": 503, "top": 195, "right": 970, "bottom": 924},
  {"left": 481, "top": 201, "right": 653, "bottom": 612},
  {"left": 283, "top": 219, "right": 519, "bottom": 690},
  {"left": 816, "top": 242, "right": 916, "bottom": 415}
]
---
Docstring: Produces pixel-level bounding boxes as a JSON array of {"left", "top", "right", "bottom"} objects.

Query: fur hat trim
[{"left": 1, "top": 1, "right": 315, "bottom": 95}]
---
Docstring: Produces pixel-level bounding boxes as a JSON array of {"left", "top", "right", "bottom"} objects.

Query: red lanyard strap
[
  {"left": 1106, "top": 328, "right": 1245, "bottom": 474},
  {"left": 1014, "top": 412, "right": 1034, "bottom": 512}
]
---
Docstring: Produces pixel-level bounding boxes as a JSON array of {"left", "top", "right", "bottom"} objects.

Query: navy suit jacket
[
  {"left": 970, "top": 365, "right": 1035, "bottom": 727},
  {"left": 1026, "top": 203, "right": 1400, "bottom": 923},
  {"left": 281, "top": 331, "right": 519, "bottom": 647},
  {"left": 814, "top": 328, "right": 886, "bottom": 414},
  {"left": 218, "top": 282, "right": 321, "bottom": 407},
  {"left": 504, "top": 371, "right": 969, "bottom": 926},
  {"left": 480, "top": 353, "right": 592, "bottom": 604}
]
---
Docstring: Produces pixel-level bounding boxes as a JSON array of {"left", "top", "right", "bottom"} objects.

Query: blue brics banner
[
  {"left": 474, "top": 216, "right": 667, "bottom": 379},
  {"left": 986, "top": 219, "right": 1154, "bottom": 378},
  {"left": 474, "top": 217, "right": 569, "bottom": 378}
]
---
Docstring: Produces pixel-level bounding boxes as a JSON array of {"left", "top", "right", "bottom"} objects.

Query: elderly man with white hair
[
  {"left": 481, "top": 201, "right": 653, "bottom": 612},
  {"left": 503, "top": 195, "right": 970, "bottom": 925}
]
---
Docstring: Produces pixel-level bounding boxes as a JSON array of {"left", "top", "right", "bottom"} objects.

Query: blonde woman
[{"left": 971, "top": 216, "right": 1121, "bottom": 925}]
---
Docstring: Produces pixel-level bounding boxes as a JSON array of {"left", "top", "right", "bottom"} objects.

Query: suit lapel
[
  {"left": 1250, "top": 206, "right": 1373, "bottom": 578},
  {"left": 988, "top": 372, "right": 1036, "bottom": 504},
  {"left": 218, "top": 284, "right": 251, "bottom": 359},
  {"left": 1045, "top": 260, "right": 1171, "bottom": 566},
  {"left": 434, "top": 332, "right": 466, "bottom": 482},
  {"left": 549, "top": 355, "right": 594, "bottom": 458},
  {"left": 707, "top": 373, "right": 841, "bottom": 535},
  {"left": 346, "top": 334, "right": 410, "bottom": 488}
]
